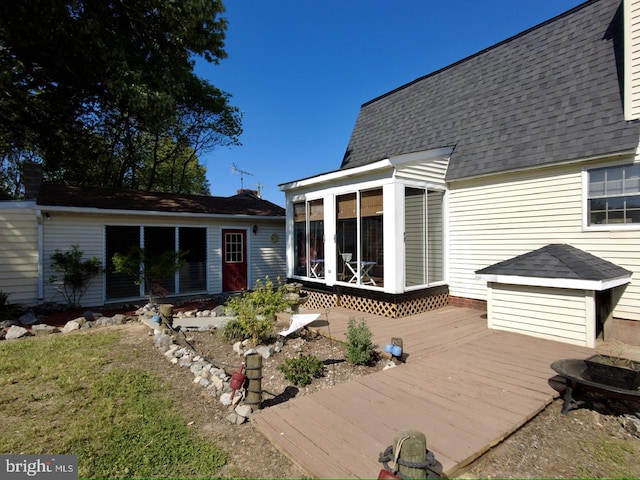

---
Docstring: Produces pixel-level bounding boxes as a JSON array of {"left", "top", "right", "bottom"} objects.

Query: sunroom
[{"left": 279, "top": 147, "right": 452, "bottom": 317}]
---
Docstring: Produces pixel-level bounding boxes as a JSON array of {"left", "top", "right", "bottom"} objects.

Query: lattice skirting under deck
[{"left": 302, "top": 289, "right": 449, "bottom": 318}]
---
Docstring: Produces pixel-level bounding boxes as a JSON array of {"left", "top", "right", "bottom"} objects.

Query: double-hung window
[{"left": 588, "top": 164, "right": 640, "bottom": 225}]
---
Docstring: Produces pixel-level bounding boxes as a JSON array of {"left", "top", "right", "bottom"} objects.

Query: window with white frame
[
  {"left": 293, "top": 200, "right": 325, "bottom": 278},
  {"left": 588, "top": 164, "right": 640, "bottom": 225}
]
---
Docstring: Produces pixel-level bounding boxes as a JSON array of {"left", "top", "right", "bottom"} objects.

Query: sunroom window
[
  {"left": 404, "top": 187, "right": 444, "bottom": 287},
  {"left": 336, "top": 189, "right": 384, "bottom": 287},
  {"left": 293, "top": 200, "right": 325, "bottom": 278},
  {"left": 588, "top": 164, "right": 640, "bottom": 225}
]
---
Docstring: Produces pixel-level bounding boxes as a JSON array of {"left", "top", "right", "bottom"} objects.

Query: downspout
[{"left": 35, "top": 207, "right": 44, "bottom": 303}]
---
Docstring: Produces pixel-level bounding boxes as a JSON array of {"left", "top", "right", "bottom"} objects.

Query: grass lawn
[{"left": 0, "top": 329, "right": 226, "bottom": 478}]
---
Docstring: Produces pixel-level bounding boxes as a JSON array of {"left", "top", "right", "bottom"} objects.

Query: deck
[{"left": 254, "top": 306, "right": 594, "bottom": 478}]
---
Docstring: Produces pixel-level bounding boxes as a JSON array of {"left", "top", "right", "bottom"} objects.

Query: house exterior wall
[
  {"left": 0, "top": 202, "right": 39, "bottom": 305},
  {"left": 487, "top": 283, "right": 596, "bottom": 347},
  {"left": 41, "top": 210, "right": 285, "bottom": 306},
  {"left": 624, "top": 0, "right": 640, "bottom": 120},
  {"left": 448, "top": 156, "right": 640, "bottom": 322}
]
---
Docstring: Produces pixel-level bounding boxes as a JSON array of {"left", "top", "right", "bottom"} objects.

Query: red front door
[{"left": 222, "top": 229, "right": 247, "bottom": 291}]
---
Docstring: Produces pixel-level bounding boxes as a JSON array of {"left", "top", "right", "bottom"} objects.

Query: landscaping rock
[
  {"left": 81, "top": 321, "right": 94, "bottom": 329},
  {"left": 212, "top": 305, "right": 226, "bottom": 317},
  {"left": 235, "top": 404, "right": 252, "bottom": 418},
  {"left": 32, "top": 324, "right": 58, "bottom": 336},
  {"left": 0, "top": 329, "right": 5, "bottom": 340},
  {"left": 82, "top": 310, "right": 99, "bottom": 321},
  {"left": 112, "top": 314, "right": 128, "bottom": 324},
  {"left": 0, "top": 319, "right": 21, "bottom": 328},
  {"left": 256, "top": 345, "right": 275, "bottom": 359},
  {"left": 62, "top": 320, "right": 82, "bottom": 333},
  {"left": 18, "top": 310, "right": 39, "bottom": 326},
  {"left": 178, "top": 356, "right": 193, "bottom": 367},
  {"left": 6, "top": 325, "right": 30, "bottom": 340},
  {"left": 220, "top": 392, "right": 233, "bottom": 406},
  {"left": 233, "top": 341, "right": 243, "bottom": 355},
  {"left": 621, "top": 414, "right": 640, "bottom": 438},
  {"left": 154, "top": 332, "right": 173, "bottom": 349},
  {"left": 287, "top": 337, "right": 305, "bottom": 351},
  {"left": 243, "top": 348, "right": 257, "bottom": 357},
  {"left": 190, "top": 362, "right": 206, "bottom": 376}
]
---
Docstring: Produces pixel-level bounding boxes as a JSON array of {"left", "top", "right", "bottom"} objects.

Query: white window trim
[{"left": 582, "top": 160, "right": 640, "bottom": 231}]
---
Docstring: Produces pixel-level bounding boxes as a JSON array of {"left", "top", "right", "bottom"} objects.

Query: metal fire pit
[{"left": 551, "top": 359, "right": 640, "bottom": 414}]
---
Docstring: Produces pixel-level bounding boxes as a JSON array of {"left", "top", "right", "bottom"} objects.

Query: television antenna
[
  {"left": 230, "top": 162, "right": 253, "bottom": 189},
  {"left": 254, "top": 182, "right": 267, "bottom": 198}
]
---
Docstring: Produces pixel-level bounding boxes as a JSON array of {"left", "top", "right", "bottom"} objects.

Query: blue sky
[{"left": 196, "top": 0, "right": 585, "bottom": 206}]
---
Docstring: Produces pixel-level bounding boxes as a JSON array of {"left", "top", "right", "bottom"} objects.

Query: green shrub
[
  {"left": 345, "top": 317, "right": 375, "bottom": 365},
  {"left": 277, "top": 354, "right": 325, "bottom": 387},
  {"left": 48, "top": 245, "right": 103, "bottom": 307},
  {"left": 221, "top": 319, "right": 248, "bottom": 341},
  {"left": 224, "top": 276, "right": 288, "bottom": 344}
]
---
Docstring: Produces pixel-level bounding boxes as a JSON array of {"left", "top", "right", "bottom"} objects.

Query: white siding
[
  {"left": 448, "top": 160, "right": 640, "bottom": 321},
  {"left": 625, "top": 0, "right": 640, "bottom": 120},
  {"left": 249, "top": 221, "right": 287, "bottom": 287},
  {"left": 489, "top": 283, "right": 592, "bottom": 347},
  {"left": 41, "top": 211, "right": 284, "bottom": 306},
  {"left": 395, "top": 158, "right": 449, "bottom": 185},
  {"left": 0, "top": 203, "right": 39, "bottom": 304}
]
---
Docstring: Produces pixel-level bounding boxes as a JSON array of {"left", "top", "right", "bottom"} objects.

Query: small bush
[
  {"left": 278, "top": 354, "right": 325, "bottom": 387},
  {"left": 48, "top": 245, "right": 103, "bottom": 307},
  {"left": 225, "top": 276, "right": 288, "bottom": 344},
  {"left": 221, "top": 319, "right": 248, "bottom": 341},
  {"left": 345, "top": 317, "right": 375, "bottom": 365}
]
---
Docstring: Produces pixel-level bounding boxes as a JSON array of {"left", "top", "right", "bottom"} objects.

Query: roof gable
[
  {"left": 36, "top": 184, "right": 285, "bottom": 217},
  {"left": 341, "top": 0, "right": 640, "bottom": 180}
]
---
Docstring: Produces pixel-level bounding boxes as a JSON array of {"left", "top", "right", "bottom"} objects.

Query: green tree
[
  {"left": 48, "top": 245, "right": 104, "bottom": 307},
  {"left": 112, "top": 247, "right": 187, "bottom": 304},
  {"left": 0, "top": 0, "right": 241, "bottom": 198}
]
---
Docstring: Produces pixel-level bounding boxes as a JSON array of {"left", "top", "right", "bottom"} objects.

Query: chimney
[{"left": 22, "top": 161, "right": 43, "bottom": 199}]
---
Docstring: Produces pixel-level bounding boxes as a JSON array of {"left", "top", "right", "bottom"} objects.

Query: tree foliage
[
  {"left": 48, "top": 245, "right": 104, "bottom": 307},
  {"left": 0, "top": 0, "right": 242, "bottom": 198}
]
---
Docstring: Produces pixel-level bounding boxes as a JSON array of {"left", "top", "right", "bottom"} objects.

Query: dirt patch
[{"left": 461, "top": 395, "right": 640, "bottom": 479}]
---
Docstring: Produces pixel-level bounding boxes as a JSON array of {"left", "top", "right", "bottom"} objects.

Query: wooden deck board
[{"left": 259, "top": 306, "right": 595, "bottom": 478}]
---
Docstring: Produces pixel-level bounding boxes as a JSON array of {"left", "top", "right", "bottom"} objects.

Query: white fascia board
[
  {"left": 279, "top": 146, "right": 455, "bottom": 192},
  {"left": 476, "top": 273, "right": 631, "bottom": 291},
  {"left": 39, "top": 205, "right": 284, "bottom": 221},
  {"left": 279, "top": 159, "right": 393, "bottom": 192}
]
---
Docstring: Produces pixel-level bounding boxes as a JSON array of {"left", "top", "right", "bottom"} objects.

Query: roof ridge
[{"left": 361, "top": 0, "right": 598, "bottom": 108}]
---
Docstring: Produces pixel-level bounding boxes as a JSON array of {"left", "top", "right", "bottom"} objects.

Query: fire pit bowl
[
  {"left": 584, "top": 354, "right": 640, "bottom": 390},
  {"left": 550, "top": 358, "right": 640, "bottom": 414}
]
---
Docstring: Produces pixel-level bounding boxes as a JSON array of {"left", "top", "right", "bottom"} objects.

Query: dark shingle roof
[
  {"left": 341, "top": 0, "right": 640, "bottom": 181},
  {"left": 475, "top": 244, "right": 631, "bottom": 281},
  {"left": 36, "top": 184, "right": 285, "bottom": 217}
]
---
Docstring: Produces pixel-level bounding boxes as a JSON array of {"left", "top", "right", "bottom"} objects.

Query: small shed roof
[
  {"left": 36, "top": 184, "right": 285, "bottom": 217},
  {"left": 476, "top": 244, "right": 631, "bottom": 291}
]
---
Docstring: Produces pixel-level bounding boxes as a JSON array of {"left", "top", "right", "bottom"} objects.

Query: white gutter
[
  {"left": 35, "top": 207, "right": 44, "bottom": 302},
  {"left": 38, "top": 205, "right": 284, "bottom": 221}
]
